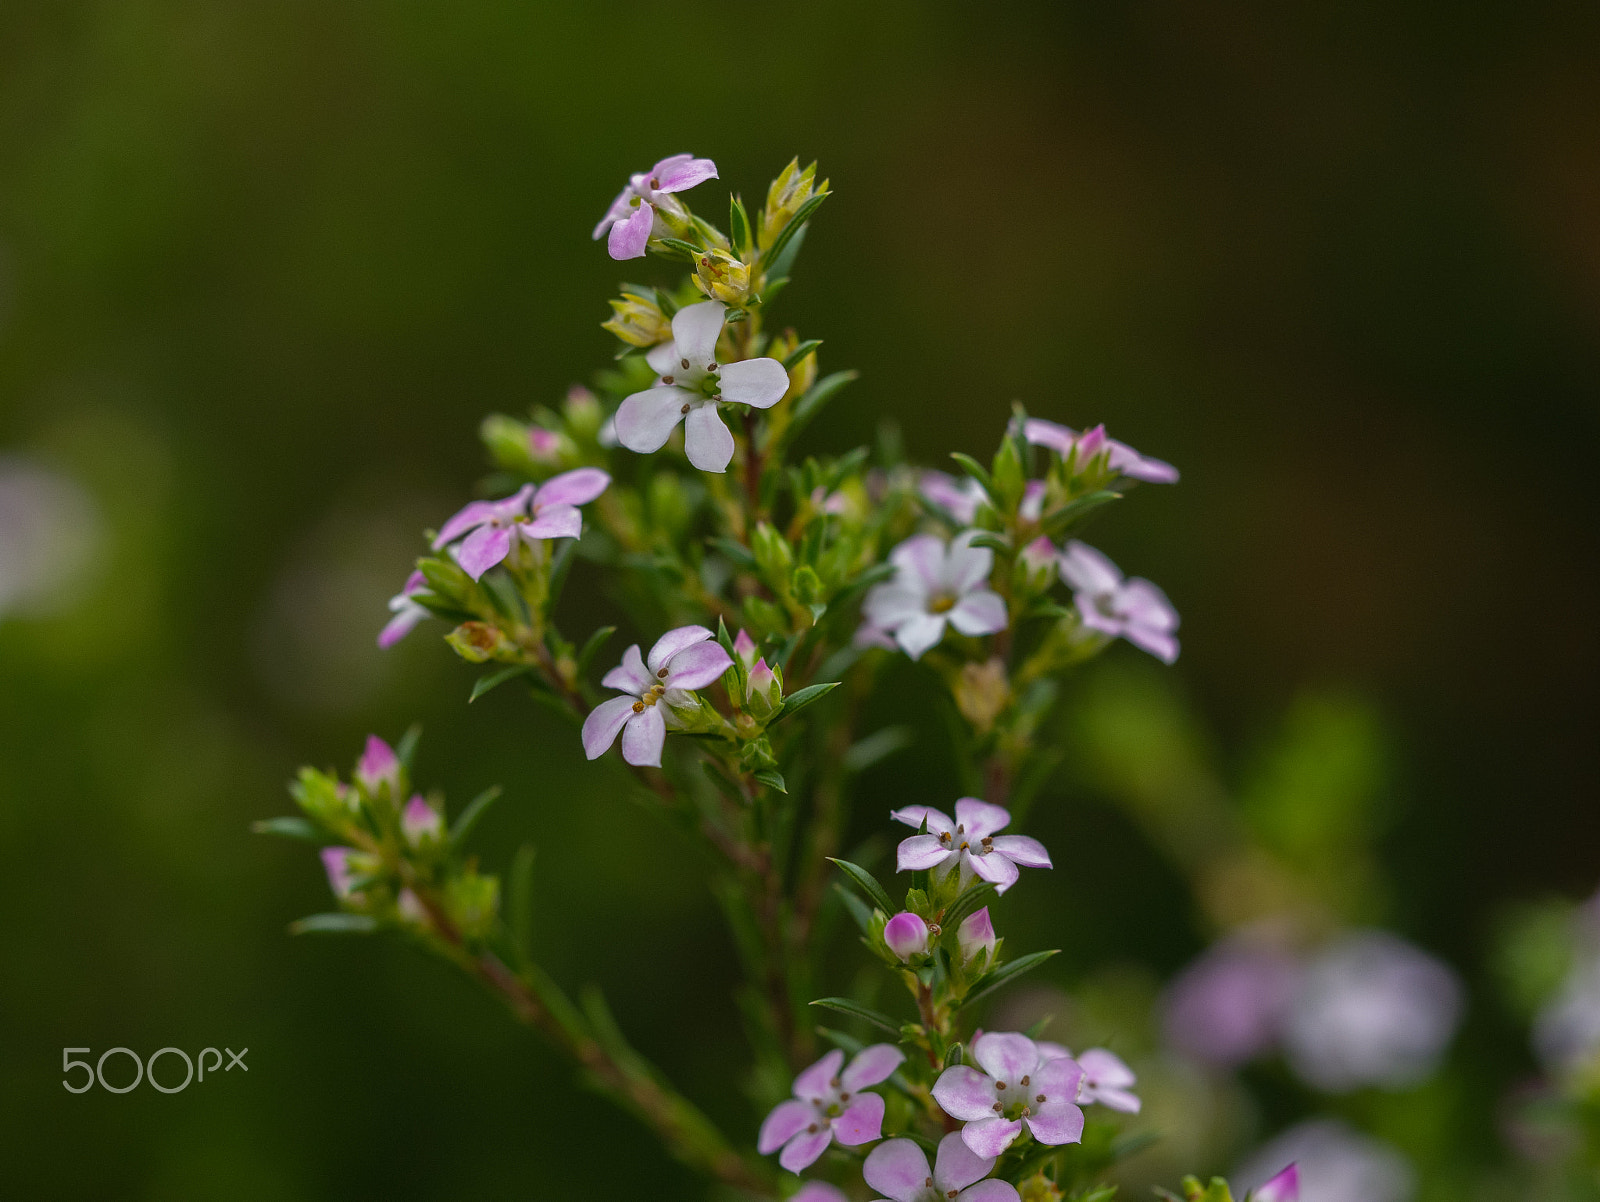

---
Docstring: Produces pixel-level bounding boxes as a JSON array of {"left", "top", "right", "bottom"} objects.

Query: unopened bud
[
  {"left": 564, "top": 386, "right": 603, "bottom": 440},
  {"left": 446, "top": 621, "right": 516, "bottom": 664},
  {"left": 761, "top": 158, "right": 829, "bottom": 251},
  {"left": 1015, "top": 535, "right": 1060, "bottom": 595},
  {"left": 321, "top": 846, "right": 377, "bottom": 901},
  {"left": 732, "top": 628, "right": 758, "bottom": 671},
  {"left": 693, "top": 248, "right": 752, "bottom": 306},
  {"left": 401, "top": 794, "right": 443, "bottom": 846},
  {"left": 746, "top": 657, "right": 782, "bottom": 719},
  {"left": 958, "top": 906, "right": 997, "bottom": 965},
  {"left": 602, "top": 287, "right": 671, "bottom": 347},
  {"left": 885, "top": 911, "right": 931, "bottom": 961},
  {"left": 528, "top": 427, "right": 570, "bottom": 465},
  {"left": 355, "top": 735, "right": 401, "bottom": 798}
]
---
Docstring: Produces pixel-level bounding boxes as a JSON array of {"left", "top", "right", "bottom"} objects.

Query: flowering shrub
[{"left": 256, "top": 153, "right": 1302, "bottom": 1201}]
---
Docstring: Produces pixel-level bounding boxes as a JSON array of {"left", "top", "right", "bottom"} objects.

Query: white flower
[{"left": 862, "top": 530, "right": 1008, "bottom": 660}]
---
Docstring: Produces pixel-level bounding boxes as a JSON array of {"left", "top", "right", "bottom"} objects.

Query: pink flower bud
[
  {"left": 396, "top": 887, "right": 431, "bottom": 927},
  {"left": 732, "top": 628, "right": 758, "bottom": 670},
  {"left": 528, "top": 427, "right": 562, "bottom": 462},
  {"left": 958, "top": 906, "right": 996, "bottom": 964},
  {"left": 355, "top": 735, "right": 401, "bottom": 797},
  {"left": 401, "top": 795, "right": 443, "bottom": 846},
  {"left": 1255, "top": 1164, "right": 1299, "bottom": 1202},
  {"left": 885, "top": 911, "right": 930, "bottom": 961},
  {"left": 321, "top": 847, "right": 358, "bottom": 899},
  {"left": 1019, "top": 535, "right": 1059, "bottom": 576}
]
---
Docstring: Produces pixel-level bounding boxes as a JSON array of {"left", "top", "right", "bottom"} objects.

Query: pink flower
[
  {"left": 957, "top": 907, "right": 997, "bottom": 965},
  {"left": 593, "top": 153, "right": 719, "bottom": 260},
  {"left": 321, "top": 847, "right": 361, "bottom": 899},
  {"left": 1058, "top": 540, "right": 1180, "bottom": 663},
  {"left": 356, "top": 735, "right": 401, "bottom": 797},
  {"left": 401, "top": 795, "right": 443, "bottom": 846},
  {"left": 1023, "top": 418, "right": 1178, "bottom": 484},
  {"left": 1161, "top": 936, "right": 1301, "bottom": 1066},
  {"left": 758, "top": 1044, "right": 905, "bottom": 1173},
  {"left": 932, "top": 1032, "right": 1085, "bottom": 1158},
  {"left": 885, "top": 911, "right": 931, "bottom": 961},
  {"left": 432, "top": 468, "right": 611, "bottom": 580},
  {"left": 890, "top": 798, "right": 1050, "bottom": 895},
  {"left": 793, "top": 1184, "right": 850, "bottom": 1202},
  {"left": 1254, "top": 1164, "right": 1299, "bottom": 1202},
  {"left": 732, "top": 627, "right": 759, "bottom": 670},
  {"left": 861, "top": 531, "right": 1008, "bottom": 660},
  {"left": 1075, "top": 1048, "right": 1140, "bottom": 1113},
  {"left": 379, "top": 570, "right": 430, "bottom": 649},
  {"left": 920, "top": 471, "right": 989, "bottom": 524},
  {"left": 581, "top": 625, "right": 732, "bottom": 768},
  {"left": 614, "top": 301, "right": 788, "bottom": 473},
  {"left": 863, "top": 1132, "right": 1019, "bottom": 1202}
]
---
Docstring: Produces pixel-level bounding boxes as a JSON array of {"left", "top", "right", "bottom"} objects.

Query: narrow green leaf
[
  {"left": 701, "top": 760, "right": 745, "bottom": 802},
  {"left": 655, "top": 236, "right": 701, "bottom": 261},
  {"left": 809, "top": 996, "right": 901, "bottom": 1036},
  {"left": 395, "top": 723, "right": 423, "bottom": 774},
  {"left": 842, "top": 726, "right": 915, "bottom": 774},
  {"left": 966, "top": 532, "right": 1011, "bottom": 554},
  {"left": 469, "top": 664, "right": 532, "bottom": 703},
  {"left": 729, "top": 195, "right": 750, "bottom": 252},
  {"left": 707, "top": 536, "right": 758, "bottom": 569},
  {"left": 449, "top": 785, "right": 503, "bottom": 849},
  {"left": 762, "top": 192, "right": 829, "bottom": 272},
  {"left": 289, "top": 913, "right": 378, "bottom": 936},
  {"left": 828, "top": 857, "right": 895, "bottom": 916},
  {"left": 833, "top": 882, "right": 876, "bottom": 936},
  {"left": 781, "top": 339, "right": 823, "bottom": 372},
  {"left": 753, "top": 768, "right": 787, "bottom": 794},
  {"left": 576, "top": 625, "right": 617, "bottom": 677},
  {"left": 773, "top": 680, "right": 839, "bottom": 722},
  {"left": 714, "top": 615, "right": 737, "bottom": 660},
  {"left": 250, "top": 817, "right": 320, "bottom": 842},
  {"left": 1039, "top": 489, "right": 1121, "bottom": 539},
  {"left": 949, "top": 452, "right": 1000, "bottom": 504},
  {"left": 962, "top": 949, "right": 1060, "bottom": 1009},
  {"left": 814, "top": 1025, "right": 866, "bottom": 1056},
  {"left": 943, "top": 1041, "right": 965, "bottom": 1070}
]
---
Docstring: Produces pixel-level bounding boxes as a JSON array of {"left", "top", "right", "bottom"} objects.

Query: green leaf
[
  {"left": 576, "top": 625, "right": 617, "bottom": 677},
  {"left": 250, "top": 817, "right": 321, "bottom": 842},
  {"left": 966, "top": 532, "right": 1011, "bottom": 554},
  {"left": 707, "top": 536, "right": 758, "bottom": 570},
  {"left": 762, "top": 192, "right": 829, "bottom": 272},
  {"left": 781, "top": 339, "right": 823, "bottom": 372},
  {"left": 1039, "top": 489, "right": 1122, "bottom": 539},
  {"left": 941, "top": 881, "right": 997, "bottom": 933},
  {"left": 943, "top": 1041, "right": 965, "bottom": 1070},
  {"left": 449, "top": 785, "right": 503, "bottom": 849},
  {"left": 809, "top": 996, "right": 901, "bottom": 1036},
  {"left": 828, "top": 857, "right": 895, "bottom": 916},
  {"left": 814, "top": 1025, "right": 866, "bottom": 1056},
  {"left": 842, "top": 726, "right": 915, "bottom": 774},
  {"left": 729, "top": 195, "right": 750, "bottom": 252},
  {"left": 469, "top": 664, "right": 532, "bottom": 703},
  {"left": 289, "top": 913, "right": 378, "bottom": 935},
  {"left": 773, "top": 681, "right": 839, "bottom": 723},
  {"left": 1110, "top": 1130, "right": 1160, "bottom": 1161},
  {"left": 962, "top": 949, "right": 1060, "bottom": 1009},
  {"left": 753, "top": 769, "right": 787, "bottom": 794},
  {"left": 395, "top": 723, "right": 423, "bottom": 775},
  {"left": 782, "top": 370, "right": 858, "bottom": 446},
  {"left": 655, "top": 236, "right": 701, "bottom": 261},
  {"left": 701, "top": 760, "right": 745, "bottom": 803},
  {"left": 763, "top": 220, "right": 807, "bottom": 285},
  {"left": 509, "top": 842, "right": 537, "bottom": 962},
  {"left": 834, "top": 882, "right": 876, "bottom": 936},
  {"left": 949, "top": 452, "right": 1000, "bottom": 504}
]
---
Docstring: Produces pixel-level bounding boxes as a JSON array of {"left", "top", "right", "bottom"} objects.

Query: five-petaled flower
[
  {"left": 581, "top": 626, "right": 732, "bottom": 767},
  {"left": 614, "top": 300, "right": 789, "bottom": 473},
  {"left": 1023, "top": 418, "right": 1178, "bottom": 484},
  {"left": 379, "top": 570, "right": 431, "bottom": 649},
  {"left": 1073, "top": 1048, "right": 1141, "bottom": 1113},
  {"left": 862, "top": 531, "right": 1008, "bottom": 660},
  {"left": 932, "top": 1032, "right": 1086, "bottom": 1159},
  {"left": 863, "top": 1132, "right": 1020, "bottom": 1202},
  {"left": 432, "top": 468, "right": 611, "bottom": 581},
  {"left": 593, "top": 153, "right": 718, "bottom": 260},
  {"left": 891, "top": 798, "right": 1050, "bottom": 895},
  {"left": 1058, "top": 540, "right": 1180, "bottom": 664},
  {"left": 758, "top": 1044, "right": 905, "bottom": 1173}
]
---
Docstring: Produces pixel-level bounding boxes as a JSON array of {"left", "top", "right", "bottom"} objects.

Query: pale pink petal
[
  {"left": 1022, "top": 417, "right": 1077, "bottom": 455},
  {"left": 945, "top": 532, "right": 994, "bottom": 595},
  {"left": 378, "top": 605, "right": 426, "bottom": 648},
  {"left": 830, "top": 1091, "right": 884, "bottom": 1146},
  {"left": 960, "top": 1116, "right": 1024, "bottom": 1159},
  {"left": 1255, "top": 1164, "right": 1299, "bottom": 1202},
  {"left": 671, "top": 300, "right": 726, "bottom": 368},
  {"left": 1121, "top": 579, "right": 1179, "bottom": 632},
  {"left": 890, "top": 806, "right": 956, "bottom": 837},
  {"left": 1075, "top": 594, "right": 1123, "bottom": 638},
  {"left": 842, "top": 1044, "right": 906, "bottom": 1090},
  {"left": 652, "top": 155, "right": 718, "bottom": 193},
  {"left": 954, "top": 799, "right": 1011, "bottom": 839},
  {"left": 779, "top": 1126, "right": 834, "bottom": 1174},
  {"left": 620, "top": 704, "right": 666, "bottom": 766},
  {"left": 615, "top": 386, "right": 692, "bottom": 453},
  {"left": 894, "top": 612, "right": 948, "bottom": 660},
  {"left": 1058, "top": 541, "right": 1122, "bottom": 594},
  {"left": 794, "top": 1049, "right": 846, "bottom": 1101},
  {"left": 960, "top": 1182, "right": 1022, "bottom": 1202},
  {"left": 581, "top": 696, "right": 637, "bottom": 760},
  {"left": 947, "top": 589, "right": 1007, "bottom": 637},
  {"left": 602, "top": 644, "right": 652, "bottom": 694},
  {"left": 1076, "top": 424, "right": 1108, "bottom": 460},
  {"left": 897, "top": 833, "right": 952, "bottom": 872},
  {"left": 920, "top": 471, "right": 983, "bottom": 524},
  {"left": 1077, "top": 1048, "right": 1136, "bottom": 1089},
  {"left": 1110, "top": 444, "right": 1179, "bottom": 483},
  {"left": 931, "top": 1065, "right": 997, "bottom": 1122},
  {"left": 1023, "top": 1101, "right": 1084, "bottom": 1146},
  {"left": 792, "top": 1184, "right": 849, "bottom": 1202},
  {"left": 1124, "top": 620, "right": 1180, "bottom": 665},
  {"left": 863, "top": 1138, "right": 933, "bottom": 1202},
  {"left": 433, "top": 499, "right": 495, "bottom": 548},
  {"left": 757, "top": 1098, "right": 812, "bottom": 1154},
  {"left": 889, "top": 534, "right": 947, "bottom": 592},
  {"left": 972, "top": 1033, "right": 1038, "bottom": 1083},
  {"left": 524, "top": 505, "right": 582, "bottom": 540},
  {"left": 968, "top": 850, "right": 1020, "bottom": 893},
  {"left": 607, "top": 202, "right": 654, "bottom": 260},
  {"left": 989, "top": 835, "right": 1051, "bottom": 868},
  {"left": 645, "top": 339, "right": 680, "bottom": 375},
  {"left": 1035, "top": 1040, "right": 1074, "bottom": 1062},
  {"left": 862, "top": 582, "right": 928, "bottom": 629},
  {"left": 457, "top": 524, "right": 512, "bottom": 580},
  {"left": 535, "top": 467, "right": 611, "bottom": 508},
  {"left": 593, "top": 187, "right": 630, "bottom": 239},
  {"left": 932, "top": 1130, "right": 996, "bottom": 1193},
  {"left": 647, "top": 625, "right": 714, "bottom": 674},
  {"left": 663, "top": 640, "right": 733, "bottom": 690},
  {"left": 684, "top": 403, "right": 736, "bottom": 472},
  {"left": 1019, "top": 480, "right": 1046, "bottom": 521},
  {"left": 1035, "top": 1056, "right": 1085, "bottom": 1101},
  {"left": 1089, "top": 1086, "right": 1140, "bottom": 1113},
  {"left": 719, "top": 357, "right": 789, "bottom": 408}
]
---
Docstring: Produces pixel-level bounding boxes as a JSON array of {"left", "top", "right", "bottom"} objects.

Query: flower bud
[
  {"left": 732, "top": 628, "right": 758, "bottom": 671},
  {"left": 528, "top": 427, "right": 570, "bottom": 465},
  {"left": 563, "top": 386, "right": 604, "bottom": 441},
  {"left": 885, "top": 911, "right": 930, "bottom": 961},
  {"left": 767, "top": 330, "right": 817, "bottom": 401},
  {"left": 402, "top": 794, "right": 443, "bottom": 846},
  {"left": 745, "top": 657, "right": 782, "bottom": 719},
  {"left": 761, "top": 158, "right": 829, "bottom": 251},
  {"left": 693, "top": 248, "right": 753, "bottom": 306},
  {"left": 321, "top": 846, "right": 377, "bottom": 901},
  {"left": 355, "top": 735, "right": 401, "bottom": 799},
  {"left": 751, "top": 521, "right": 793, "bottom": 579},
  {"left": 958, "top": 906, "right": 997, "bottom": 965},
  {"left": 602, "top": 287, "right": 671, "bottom": 348},
  {"left": 1015, "top": 535, "right": 1060, "bottom": 596},
  {"left": 445, "top": 621, "right": 516, "bottom": 664}
]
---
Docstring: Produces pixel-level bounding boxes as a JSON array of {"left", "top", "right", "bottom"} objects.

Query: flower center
[
  {"left": 928, "top": 593, "right": 957, "bottom": 614},
  {"left": 630, "top": 684, "right": 667, "bottom": 713}
]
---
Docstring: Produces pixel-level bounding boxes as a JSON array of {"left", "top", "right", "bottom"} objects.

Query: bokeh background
[{"left": 2, "top": 2, "right": 1597, "bottom": 1198}]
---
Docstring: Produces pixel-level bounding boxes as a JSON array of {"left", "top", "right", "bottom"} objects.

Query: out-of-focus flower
[
  {"left": 378, "top": 570, "right": 430, "bottom": 649},
  {"left": 758, "top": 1044, "right": 905, "bottom": 1172},
  {"left": 581, "top": 626, "right": 732, "bottom": 767},
  {"left": 885, "top": 911, "right": 931, "bottom": 961},
  {"left": 959, "top": 907, "right": 997, "bottom": 966},
  {"left": 891, "top": 799, "right": 1050, "bottom": 894},
  {"left": 862, "top": 531, "right": 1008, "bottom": 660},
  {"left": 321, "top": 847, "right": 373, "bottom": 900},
  {"left": 401, "top": 795, "right": 442, "bottom": 846},
  {"left": 1281, "top": 931, "right": 1462, "bottom": 1093},
  {"left": 396, "top": 887, "right": 430, "bottom": 927},
  {"left": 614, "top": 300, "right": 789, "bottom": 473},
  {"left": 1254, "top": 1164, "right": 1300, "bottom": 1202},
  {"left": 602, "top": 286, "right": 673, "bottom": 347},
  {"left": 1059, "top": 541, "right": 1180, "bottom": 664},
  {"left": 921, "top": 470, "right": 989, "bottom": 524},
  {"left": 432, "top": 468, "right": 611, "bottom": 580},
  {"left": 792, "top": 1184, "right": 849, "bottom": 1202},
  {"left": 593, "top": 154, "right": 718, "bottom": 260},
  {"left": 0, "top": 455, "right": 102, "bottom": 619},
  {"left": 863, "top": 1132, "right": 1019, "bottom": 1202},
  {"left": 1533, "top": 890, "right": 1600, "bottom": 1075},
  {"left": 933, "top": 1031, "right": 1085, "bottom": 1157},
  {"left": 1076, "top": 1049, "right": 1141, "bottom": 1113},
  {"left": 1234, "top": 1120, "right": 1413, "bottom": 1202},
  {"left": 1023, "top": 419, "right": 1179, "bottom": 484},
  {"left": 1162, "top": 936, "right": 1302, "bottom": 1066},
  {"left": 355, "top": 735, "right": 401, "bottom": 797}
]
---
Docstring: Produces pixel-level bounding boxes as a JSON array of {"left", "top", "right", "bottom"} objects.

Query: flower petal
[
  {"left": 607, "top": 201, "right": 654, "bottom": 260},
  {"left": 893, "top": 612, "right": 947, "bottom": 660},
  {"left": 1254, "top": 1164, "right": 1299, "bottom": 1202},
  {"left": 890, "top": 806, "right": 955, "bottom": 836},
  {"left": 719, "top": 357, "right": 789, "bottom": 408},
  {"left": 830, "top": 1091, "right": 884, "bottom": 1146},
  {"left": 954, "top": 799, "right": 1012, "bottom": 839},
  {"left": 863, "top": 582, "right": 928, "bottom": 629},
  {"left": 671, "top": 300, "right": 726, "bottom": 368},
  {"left": 620, "top": 704, "right": 666, "bottom": 767},
  {"left": 945, "top": 531, "right": 994, "bottom": 595},
  {"left": 647, "top": 625, "right": 714, "bottom": 674},
  {"left": 931, "top": 1065, "right": 998, "bottom": 1122},
  {"left": 959, "top": 1116, "right": 1023, "bottom": 1159},
  {"left": 535, "top": 467, "right": 611, "bottom": 508},
  {"left": 960, "top": 1182, "right": 1023, "bottom": 1202},
  {"left": 897, "top": 833, "right": 952, "bottom": 872},
  {"left": 602, "top": 644, "right": 653, "bottom": 694},
  {"left": 842, "top": 1043, "right": 906, "bottom": 1090},
  {"left": 581, "top": 695, "right": 637, "bottom": 760},
  {"left": 1088, "top": 1086, "right": 1141, "bottom": 1113},
  {"left": 378, "top": 605, "right": 426, "bottom": 649},
  {"left": 793, "top": 1184, "right": 849, "bottom": 1202},
  {"left": 645, "top": 338, "right": 681, "bottom": 376},
  {"left": 1108, "top": 438, "right": 1179, "bottom": 484},
  {"left": 968, "top": 849, "right": 1020, "bottom": 893},
  {"left": 433, "top": 499, "right": 495, "bottom": 548},
  {"left": 652, "top": 155, "right": 718, "bottom": 193},
  {"left": 1035, "top": 1055, "right": 1085, "bottom": 1101},
  {"left": 1077, "top": 1048, "right": 1135, "bottom": 1089},
  {"left": 615, "top": 386, "right": 692, "bottom": 453},
  {"left": 593, "top": 188, "right": 630, "bottom": 239},
  {"left": 932, "top": 1130, "right": 996, "bottom": 1193},
  {"left": 971, "top": 1032, "right": 1038, "bottom": 1083},
  {"left": 920, "top": 471, "right": 983, "bottom": 524},
  {"left": 457, "top": 524, "right": 512, "bottom": 580},
  {"left": 524, "top": 505, "right": 582, "bottom": 540},
  {"left": 863, "top": 1138, "right": 932, "bottom": 1202},
  {"left": 1058, "top": 541, "right": 1122, "bottom": 594},
  {"left": 779, "top": 1126, "right": 834, "bottom": 1174},
  {"left": 1022, "top": 417, "right": 1077, "bottom": 455},
  {"left": 1124, "top": 621, "right": 1180, "bottom": 664},
  {"left": 988, "top": 835, "right": 1051, "bottom": 868},
  {"left": 663, "top": 640, "right": 733, "bottom": 691},
  {"left": 794, "top": 1049, "right": 846, "bottom": 1101},
  {"left": 684, "top": 403, "right": 736, "bottom": 472},
  {"left": 947, "top": 589, "right": 1007, "bottom": 637},
  {"left": 889, "top": 534, "right": 947, "bottom": 592},
  {"left": 1023, "top": 1100, "right": 1085, "bottom": 1146},
  {"left": 757, "top": 1098, "right": 812, "bottom": 1154}
]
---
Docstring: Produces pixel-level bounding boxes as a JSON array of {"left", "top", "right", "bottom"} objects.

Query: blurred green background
[{"left": 1, "top": 2, "right": 1596, "bottom": 1197}]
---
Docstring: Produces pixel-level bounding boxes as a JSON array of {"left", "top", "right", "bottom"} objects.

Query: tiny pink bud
[
  {"left": 321, "top": 847, "right": 357, "bottom": 899},
  {"left": 1019, "top": 535, "right": 1059, "bottom": 575},
  {"left": 528, "top": 428, "right": 562, "bottom": 461},
  {"left": 356, "top": 735, "right": 401, "bottom": 797},
  {"left": 401, "top": 795, "right": 443, "bottom": 845},
  {"left": 958, "top": 906, "right": 996, "bottom": 964},
  {"left": 884, "top": 911, "right": 930, "bottom": 961},
  {"left": 747, "top": 656, "right": 776, "bottom": 698},
  {"left": 1255, "top": 1164, "right": 1299, "bottom": 1202},
  {"left": 1075, "top": 423, "right": 1108, "bottom": 462},
  {"left": 732, "top": 628, "right": 758, "bottom": 670}
]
